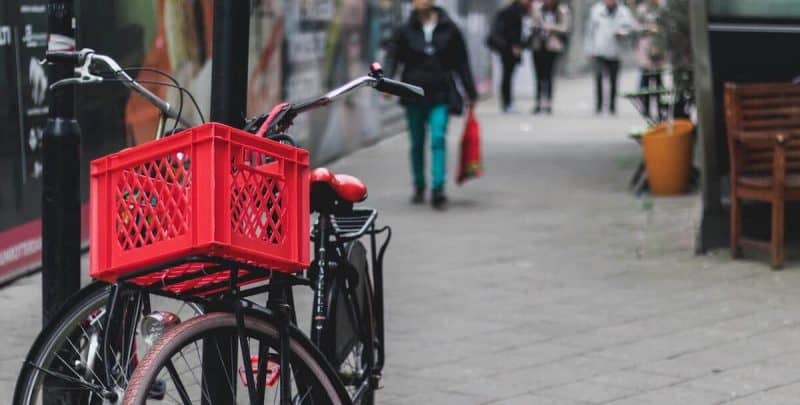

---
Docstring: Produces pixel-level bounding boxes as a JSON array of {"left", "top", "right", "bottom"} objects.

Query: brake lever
[
  {"left": 48, "top": 49, "right": 103, "bottom": 90},
  {"left": 49, "top": 74, "right": 103, "bottom": 90}
]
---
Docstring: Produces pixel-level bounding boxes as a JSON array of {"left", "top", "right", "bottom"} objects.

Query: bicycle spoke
[
  {"left": 296, "top": 386, "right": 312, "bottom": 404},
  {"left": 211, "top": 337, "right": 237, "bottom": 397},
  {"left": 54, "top": 353, "right": 90, "bottom": 383},
  {"left": 62, "top": 334, "right": 105, "bottom": 385},
  {"left": 24, "top": 361, "right": 105, "bottom": 394},
  {"left": 165, "top": 359, "right": 193, "bottom": 405},
  {"left": 110, "top": 346, "right": 129, "bottom": 387},
  {"left": 179, "top": 349, "right": 209, "bottom": 401}
]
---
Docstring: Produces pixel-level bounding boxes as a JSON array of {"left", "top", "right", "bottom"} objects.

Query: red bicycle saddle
[{"left": 310, "top": 167, "right": 368, "bottom": 204}]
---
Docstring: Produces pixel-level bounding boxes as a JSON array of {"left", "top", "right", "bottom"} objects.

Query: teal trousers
[{"left": 405, "top": 104, "right": 449, "bottom": 191}]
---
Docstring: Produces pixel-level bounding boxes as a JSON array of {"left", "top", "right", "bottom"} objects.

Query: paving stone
[
  {"left": 536, "top": 380, "right": 635, "bottom": 404},
  {"left": 604, "top": 385, "right": 730, "bottom": 405},
  {"left": 488, "top": 393, "right": 592, "bottom": 405},
  {"left": 382, "top": 389, "right": 479, "bottom": 405},
  {"left": 588, "top": 369, "right": 684, "bottom": 392},
  {"left": 494, "top": 354, "right": 631, "bottom": 393}
]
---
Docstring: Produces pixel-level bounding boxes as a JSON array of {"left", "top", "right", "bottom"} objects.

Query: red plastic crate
[{"left": 89, "top": 123, "right": 310, "bottom": 293}]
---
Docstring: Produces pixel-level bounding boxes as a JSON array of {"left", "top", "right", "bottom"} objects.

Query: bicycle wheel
[
  {"left": 14, "top": 282, "right": 201, "bottom": 404},
  {"left": 322, "top": 241, "right": 376, "bottom": 404},
  {"left": 123, "top": 312, "right": 346, "bottom": 405}
]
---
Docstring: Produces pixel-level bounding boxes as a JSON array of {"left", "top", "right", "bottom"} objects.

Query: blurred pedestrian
[
  {"left": 530, "top": 0, "right": 571, "bottom": 114},
  {"left": 635, "top": 0, "right": 665, "bottom": 117},
  {"left": 585, "top": 0, "right": 635, "bottom": 114},
  {"left": 384, "top": 0, "right": 478, "bottom": 209},
  {"left": 487, "top": 0, "right": 534, "bottom": 113}
]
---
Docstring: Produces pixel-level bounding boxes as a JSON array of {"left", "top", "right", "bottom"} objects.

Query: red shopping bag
[{"left": 457, "top": 110, "right": 483, "bottom": 185}]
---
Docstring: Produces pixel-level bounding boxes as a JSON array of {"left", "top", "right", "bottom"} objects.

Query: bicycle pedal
[{"left": 147, "top": 379, "right": 166, "bottom": 400}]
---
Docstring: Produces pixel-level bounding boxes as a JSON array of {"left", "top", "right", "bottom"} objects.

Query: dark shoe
[
  {"left": 432, "top": 189, "right": 447, "bottom": 210},
  {"left": 532, "top": 105, "right": 542, "bottom": 114},
  {"left": 411, "top": 188, "right": 425, "bottom": 204},
  {"left": 545, "top": 106, "right": 553, "bottom": 115}
]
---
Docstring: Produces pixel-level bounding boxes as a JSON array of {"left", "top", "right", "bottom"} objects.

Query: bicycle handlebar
[
  {"left": 252, "top": 63, "right": 424, "bottom": 138},
  {"left": 45, "top": 50, "right": 83, "bottom": 65},
  {"left": 292, "top": 68, "right": 423, "bottom": 115},
  {"left": 375, "top": 77, "right": 424, "bottom": 99},
  {"left": 45, "top": 49, "right": 195, "bottom": 130}
]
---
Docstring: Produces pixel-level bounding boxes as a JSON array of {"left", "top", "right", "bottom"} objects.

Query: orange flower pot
[{"left": 642, "top": 119, "right": 694, "bottom": 195}]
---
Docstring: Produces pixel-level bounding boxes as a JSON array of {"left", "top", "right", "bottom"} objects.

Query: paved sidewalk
[{"left": 5, "top": 71, "right": 800, "bottom": 404}]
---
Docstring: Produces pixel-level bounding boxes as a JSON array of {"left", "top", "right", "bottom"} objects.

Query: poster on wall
[
  {"left": 19, "top": 2, "right": 49, "bottom": 184},
  {"left": 0, "top": 0, "right": 50, "bottom": 280}
]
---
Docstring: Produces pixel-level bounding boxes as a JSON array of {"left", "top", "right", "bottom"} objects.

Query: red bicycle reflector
[{"left": 239, "top": 355, "right": 280, "bottom": 388}]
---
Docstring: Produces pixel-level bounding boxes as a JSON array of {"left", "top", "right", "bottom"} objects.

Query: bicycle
[
  {"left": 14, "top": 49, "right": 421, "bottom": 405},
  {"left": 15, "top": 49, "right": 207, "bottom": 405}
]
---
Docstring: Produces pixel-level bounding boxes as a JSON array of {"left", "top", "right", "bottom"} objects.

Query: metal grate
[{"left": 330, "top": 209, "right": 377, "bottom": 240}]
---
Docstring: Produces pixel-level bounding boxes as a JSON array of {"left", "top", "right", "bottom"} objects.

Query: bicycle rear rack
[
  {"left": 116, "top": 255, "right": 309, "bottom": 306},
  {"left": 333, "top": 208, "right": 378, "bottom": 240},
  {"left": 310, "top": 208, "right": 378, "bottom": 242}
]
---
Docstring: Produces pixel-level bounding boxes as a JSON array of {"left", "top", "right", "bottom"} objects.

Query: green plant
[{"left": 655, "top": 0, "right": 691, "bottom": 70}]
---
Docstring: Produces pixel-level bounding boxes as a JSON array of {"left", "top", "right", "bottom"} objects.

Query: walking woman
[
  {"left": 530, "top": 0, "right": 571, "bottom": 114},
  {"left": 384, "top": 0, "right": 478, "bottom": 210}
]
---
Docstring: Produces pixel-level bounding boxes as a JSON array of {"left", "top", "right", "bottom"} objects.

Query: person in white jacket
[{"left": 585, "top": 0, "right": 635, "bottom": 114}]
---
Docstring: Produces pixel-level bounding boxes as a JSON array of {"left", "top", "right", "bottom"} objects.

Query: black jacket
[
  {"left": 384, "top": 7, "right": 478, "bottom": 109},
  {"left": 490, "top": 2, "right": 527, "bottom": 60}
]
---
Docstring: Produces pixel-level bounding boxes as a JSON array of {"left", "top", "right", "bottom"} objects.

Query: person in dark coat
[
  {"left": 488, "top": 0, "right": 533, "bottom": 112},
  {"left": 385, "top": 0, "right": 478, "bottom": 210}
]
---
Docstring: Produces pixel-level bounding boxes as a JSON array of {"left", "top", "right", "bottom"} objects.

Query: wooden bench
[{"left": 724, "top": 82, "right": 800, "bottom": 269}]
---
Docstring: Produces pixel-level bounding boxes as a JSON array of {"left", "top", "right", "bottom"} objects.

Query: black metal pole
[
  {"left": 42, "top": 0, "right": 81, "bottom": 326},
  {"left": 209, "top": 0, "right": 250, "bottom": 126},
  {"left": 202, "top": 2, "right": 249, "bottom": 404}
]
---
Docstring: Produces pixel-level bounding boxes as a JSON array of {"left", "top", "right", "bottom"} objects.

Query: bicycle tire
[
  {"left": 14, "top": 282, "right": 201, "bottom": 404},
  {"left": 123, "top": 312, "right": 347, "bottom": 405},
  {"left": 322, "top": 241, "right": 376, "bottom": 405},
  {"left": 14, "top": 282, "right": 119, "bottom": 404}
]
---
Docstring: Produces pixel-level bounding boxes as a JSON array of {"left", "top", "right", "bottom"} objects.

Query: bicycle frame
[{"left": 309, "top": 208, "right": 390, "bottom": 401}]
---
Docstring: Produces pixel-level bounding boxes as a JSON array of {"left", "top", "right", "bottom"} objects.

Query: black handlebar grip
[
  {"left": 45, "top": 51, "right": 81, "bottom": 65},
  {"left": 376, "top": 78, "right": 425, "bottom": 99}
]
